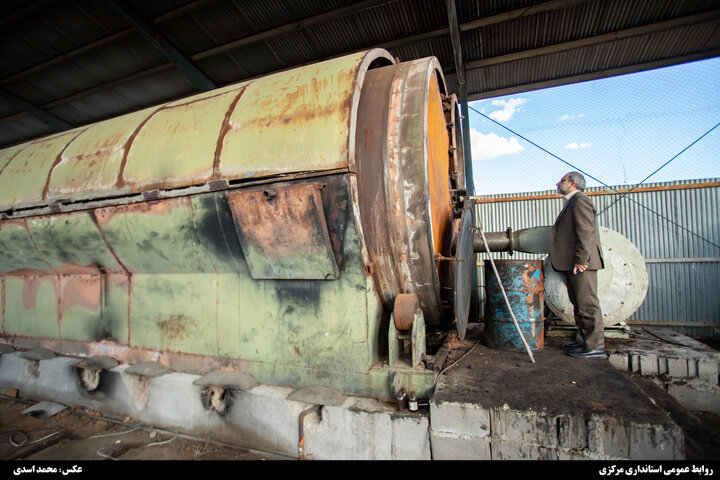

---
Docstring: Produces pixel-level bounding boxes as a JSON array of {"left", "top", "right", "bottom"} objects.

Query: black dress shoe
[
  {"left": 561, "top": 341, "right": 584, "bottom": 351},
  {"left": 568, "top": 348, "right": 606, "bottom": 359}
]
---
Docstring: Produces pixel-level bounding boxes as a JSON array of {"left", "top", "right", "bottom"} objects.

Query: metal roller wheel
[{"left": 394, "top": 293, "right": 421, "bottom": 331}]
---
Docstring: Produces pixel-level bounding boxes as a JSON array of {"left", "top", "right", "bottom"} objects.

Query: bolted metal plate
[
  {"left": 193, "top": 371, "right": 259, "bottom": 391},
  {"left": 227, "top": 183, "right": 339, "bottom": 280},
  {"left": 454, "top": 206, "right": 474, "bottom": 340},
  {"left": 544, "top": 227, "right": 649, "bottom": 327},
  {"left": 74, "top": 355, "right": 119, "bottom": 371},
  {"left": 19, "top": 348, "right": 56, "bottom": 361},
  {"left": 124, "top": 361, "right": 171, "bottom": 378},
  {"left": 287, "top": 386, "right": 344, "bottom": 406}
]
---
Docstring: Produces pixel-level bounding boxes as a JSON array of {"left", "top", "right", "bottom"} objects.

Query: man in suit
[{"left": 550, "top": 172, "right": 606, "bottom": 358}]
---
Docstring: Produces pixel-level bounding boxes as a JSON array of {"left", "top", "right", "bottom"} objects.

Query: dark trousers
[{"left": 565, "top": 270, "right": 604, "bottom": 350}]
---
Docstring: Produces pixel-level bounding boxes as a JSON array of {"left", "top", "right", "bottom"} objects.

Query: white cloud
[
  {"left": 471, "top": 129, "right": 524, "bottom": 160},
  {"left": 559, "top": 113, "right": 586, "bottom": 121},
  {"left": 565, "top": 142, "right": 592, "bottom": 150},
  {"left": 488, "top": 98, "right": 527, "bottom": 121}
]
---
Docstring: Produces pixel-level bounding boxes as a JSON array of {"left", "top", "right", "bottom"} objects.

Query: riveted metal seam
[
  {"left": 87, "top": 209, "right": 132, "bottom": 345},
  {"left": 212, "top": 84, "right": 250, "bottom": 177},
  {"left": 22, "top": 220, "right": 56, "bottom": 274},
  {"left": 56, "top": 275, "right": 63, "bottom": 338},
  {"left": 116, "top": 107, "right": 167, "bottom": 188},
  {"left": 1, "top": 277, "right": 5, "bottom": 334},
  {"left": 0, "top": 148, "right": 23, "bottom": 178},
  {"left": 41, "top": 128, "right": 87, "bottom": 201},
  {"left": 188, "top": 196, "right": 219, "bottom": 276},
  {"left": 212, "top": 193, "right": 238, "bottom": 266},
  {"left": 87, "top": 210, "right": 132, "bottom": 276}
]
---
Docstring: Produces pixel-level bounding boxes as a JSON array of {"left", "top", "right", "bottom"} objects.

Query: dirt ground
[
  {"left": 434, "top": 323, "right": 720, "bottom": 460},
  {"left": 0, "top": 396, "right": 273, "bottom": 461}
]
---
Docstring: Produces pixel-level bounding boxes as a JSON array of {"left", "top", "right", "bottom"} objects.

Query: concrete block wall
[
  {"left": 608, "top": 350, "right": 720, "bottom": 415},
  {"left": 428, "top": 400, "right": 491, "bottom": 460},
  {"left": 429, "top": 399, "right": 684, "bottom": 460},
  {"left": 302, "top": 396, "right": 431, "bottom": 460}
]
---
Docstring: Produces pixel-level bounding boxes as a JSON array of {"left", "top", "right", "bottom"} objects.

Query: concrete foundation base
[
  {"left": 0, "top": 325, "right": 705, "bottom": 460},
  {"left": 606, "top": 327, "right": 720, "bottom": 416}
]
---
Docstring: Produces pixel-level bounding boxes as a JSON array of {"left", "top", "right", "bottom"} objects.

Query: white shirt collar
[{"left": 563, "top": 189, "right": 580, "bottom": 202}]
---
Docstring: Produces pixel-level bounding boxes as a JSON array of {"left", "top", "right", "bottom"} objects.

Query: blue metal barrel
[{"left": 484, "top": 260, "right": 544, "bottom": 351}]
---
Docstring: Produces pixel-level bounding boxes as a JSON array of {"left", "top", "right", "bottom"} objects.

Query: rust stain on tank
[
  {"left": 94, "top": 196, "right": 187, "bottom": 225},
  {"left": 55, "top": 261, "right": 102, "bottom": 276},
  {"left": 521, "top": 268, "right": 544, "bottom": 304},
  {"left": 60, "top": 275, "right": 101, "bottom": 313},
  {"left": 117, "top": 108, "right": 164, "bottom": 189},
  {"left": 229, "top": 185, "right": 323, "bottom": 259},
  {"left": 213, "top": 87, "right": 247, "bottom": 176},
  {"left": 158, "top": 314, "right": 194, "bottom": 343},
  {"left": 22, "top": 276, "right": 56, "bottom": 310}
]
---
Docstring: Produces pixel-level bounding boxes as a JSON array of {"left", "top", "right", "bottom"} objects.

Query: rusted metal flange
[{"left": 356, "top": 57, "right": 461, "bottom": 326}]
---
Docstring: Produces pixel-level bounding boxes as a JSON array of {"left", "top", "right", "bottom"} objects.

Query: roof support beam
[
  {"left": 0, "top": 85, "right": 73, "bottom": 131},
  {"left": 2, "top": 0, "right": 218, "bottom": 86},
  {"left": 445, "top": 0, "right": 475, "bottom": 196},
  {"left": 465, "top": 8, "right": 720, "bottom": 71},
  {"left": 467, "top": 49, "right": 720, "bottom": 101},
  {"left": 1, "top": 2, "right": 717, "bottom": 130},
  {"left": 376, "top": 0, "right": 591, "bottom": 51},
  {"left": 192, "top": 0, "right": 393, "bottom": 60},
  {"left": 103, "top": 0, "right": 216, "bottom": 91}
]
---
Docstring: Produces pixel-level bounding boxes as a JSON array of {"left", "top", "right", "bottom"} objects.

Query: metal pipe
[{"left": 473, "top": 226, "right": 551, "bottom": 254}]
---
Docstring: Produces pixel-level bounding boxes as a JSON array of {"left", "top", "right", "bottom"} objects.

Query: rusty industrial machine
[{"left": 0, "top": 49, "right": 474, "bottom": 399}]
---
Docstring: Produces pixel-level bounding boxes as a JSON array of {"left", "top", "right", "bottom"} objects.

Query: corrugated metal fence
[{"left": 472, "top": 178, "right": 720, "bottom": 338}]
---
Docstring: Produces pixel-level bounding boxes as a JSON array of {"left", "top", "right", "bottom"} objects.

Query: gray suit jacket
[{"left": 550, "top": 191, "right": 604, "bottom": 272}]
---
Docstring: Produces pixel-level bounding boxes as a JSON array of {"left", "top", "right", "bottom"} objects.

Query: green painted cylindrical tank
[{"left": 0, "top": 49, "right": 470, "bottom": 399}]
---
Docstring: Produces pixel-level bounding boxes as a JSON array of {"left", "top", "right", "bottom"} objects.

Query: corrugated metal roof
[{"left": 0, "top": 0, "right": 719, "bottom": 148}]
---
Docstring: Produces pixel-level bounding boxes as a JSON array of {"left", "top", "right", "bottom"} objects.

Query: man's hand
[{"left": 573, "top": 264, "right": 588, "bottom": 274}]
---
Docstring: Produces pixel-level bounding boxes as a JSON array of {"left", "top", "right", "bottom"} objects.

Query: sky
[{"left": 467, "top": 56, "right": 720, "bottom": 195}]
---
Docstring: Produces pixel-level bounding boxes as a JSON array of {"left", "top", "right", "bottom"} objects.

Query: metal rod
[
  {"left": 298, "top": 405, "right": 321, "bottom": 460},
  {"left": 478, "top": 225, "right": 535, "bottom": 363}
]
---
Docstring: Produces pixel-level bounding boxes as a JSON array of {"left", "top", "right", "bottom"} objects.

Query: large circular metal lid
[
  {"left": 355, "top": 57, "right": 459, "bottom": 326},
  {"left": 544, "top": 227, "right": 649, "bottom": 327},
  {"left": 454, "top": 205, "right": 474, "bottom": 340}
]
